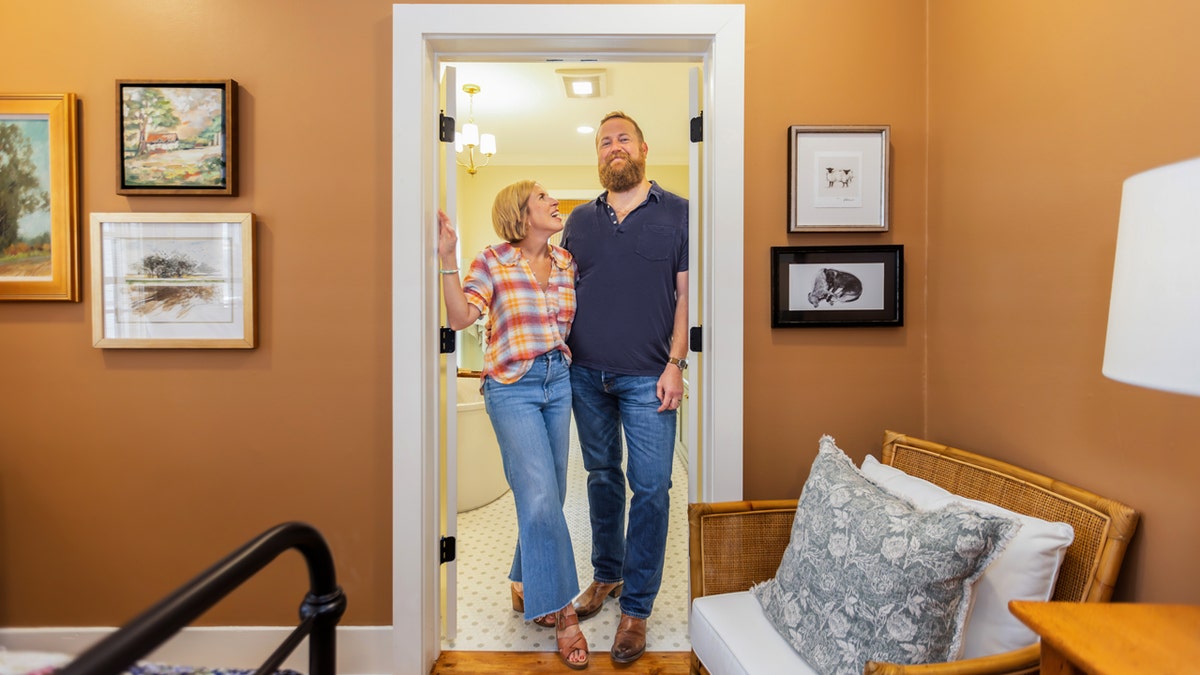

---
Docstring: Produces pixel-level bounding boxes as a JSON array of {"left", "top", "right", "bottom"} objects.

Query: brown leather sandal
[
  {"left": 555, "top": 606, "right": 590, "bottom": 670},
  {"left": 510, "top": 582, "right": 556, "bottom": 628}
]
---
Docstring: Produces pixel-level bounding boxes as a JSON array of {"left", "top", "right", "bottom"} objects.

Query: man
[{"left": 561, "top": 111, "right": 689, "bottom": 664}]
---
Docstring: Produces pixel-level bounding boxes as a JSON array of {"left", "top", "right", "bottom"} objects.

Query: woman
[{"left": 438, "top": 180, "right": 588, "bottom": 669}]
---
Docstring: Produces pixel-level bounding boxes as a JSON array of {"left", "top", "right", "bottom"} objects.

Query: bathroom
[{"left": 445, "top": 59, "right": 695, "bottom": 651}]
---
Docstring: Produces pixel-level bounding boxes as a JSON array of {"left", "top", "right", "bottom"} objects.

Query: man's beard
[{"left": 599, "top": 152, "right": 646, "bottom": 193}]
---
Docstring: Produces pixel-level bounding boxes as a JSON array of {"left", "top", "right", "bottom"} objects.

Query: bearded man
[{"left": 560, "top": 111, "right": 690, "bottom": 665}]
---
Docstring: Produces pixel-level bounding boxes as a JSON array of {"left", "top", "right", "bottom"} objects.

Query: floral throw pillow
[{"left": 751, "top": 436, "right": 1017, "bottom": 675}]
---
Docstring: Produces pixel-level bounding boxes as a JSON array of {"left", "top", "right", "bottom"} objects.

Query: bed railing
[{"left": 58, "top": 521, "right": 348, "bottom": 675}]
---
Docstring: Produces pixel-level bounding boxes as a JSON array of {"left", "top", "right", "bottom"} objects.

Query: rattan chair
[{"left": 687, "top": 430, "right": 1140, "bottom": 675}]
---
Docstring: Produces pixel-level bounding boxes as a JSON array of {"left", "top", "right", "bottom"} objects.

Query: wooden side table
[{"left": 1009, "top": 601, "right": 1200, "bottom": 674}]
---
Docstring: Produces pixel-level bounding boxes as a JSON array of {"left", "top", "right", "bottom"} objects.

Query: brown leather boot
[
  {"left": 572, "top": 579, "right": 623, "bottom": 620},
  {"left": 611, "top": 613, "right": 646, "bottom": 664}
]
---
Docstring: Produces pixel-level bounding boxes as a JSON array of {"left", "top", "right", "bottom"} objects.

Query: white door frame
[{"left": 392, "top": 4, "right": 745, "bottom": 670}]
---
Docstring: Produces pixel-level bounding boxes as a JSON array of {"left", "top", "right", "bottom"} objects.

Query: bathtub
[{"left": 456, "top": 377, "right": 510, "bottom": 512}]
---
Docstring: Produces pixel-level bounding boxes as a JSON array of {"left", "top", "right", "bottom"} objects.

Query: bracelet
[{"left": 439, "top": 268, "right": 459, "bottom": 275}]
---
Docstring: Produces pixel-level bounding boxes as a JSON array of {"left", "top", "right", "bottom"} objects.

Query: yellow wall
[{"left": 1, "top": 0, "right": 1196, "bottom": 629}]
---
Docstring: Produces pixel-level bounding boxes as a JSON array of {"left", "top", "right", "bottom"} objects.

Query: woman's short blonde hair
[{"left": 491, "top": 179, "right": 538, "bottom": 243}]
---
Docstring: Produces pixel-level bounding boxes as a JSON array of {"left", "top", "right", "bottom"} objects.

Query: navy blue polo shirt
[{"left": 562, "top": 181, "right": 689, "bottom": 376}]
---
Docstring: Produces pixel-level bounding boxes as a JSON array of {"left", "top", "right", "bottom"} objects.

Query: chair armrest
[
  {"left": 688, "top": 500, "right": 797, "bottom": 601},
  {"left": 864, "top": 644, "right": 1040, "bottom": 675}
]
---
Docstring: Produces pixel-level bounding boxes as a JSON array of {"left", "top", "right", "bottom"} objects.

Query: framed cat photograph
[{"left": 771, "top": 245, "right": 903, "bottom": 327}]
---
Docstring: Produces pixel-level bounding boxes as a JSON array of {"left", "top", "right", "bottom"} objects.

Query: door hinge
[
  {"left": 690, "top": 111, "right": 703, "bottom": 143},
  {"left": 440, "top": 327, "right": 456, "bottom": 354},
  {"left": 440, "top": 536, "right": 456, "bottom": 564},
  {"left": 438, "top": 111, "right": 455, "bottom": 143},
  {"left": 690, "top": 325, "right": 703, "bottom": 353}
]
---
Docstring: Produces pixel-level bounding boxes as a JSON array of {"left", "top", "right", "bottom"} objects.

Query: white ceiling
[{"left": 446, "top": 61, "right": 696, "bottom": 167}]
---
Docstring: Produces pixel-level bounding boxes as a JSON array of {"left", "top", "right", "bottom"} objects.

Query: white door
[
  {"left": 438, "top": 64, "right": 460, "bottom": 642},
  {"left": 686, "top": 66, "right": 703, "bottom": 502},
  {"left": 391, "top": 5, "right": 746, "bottom": 671}
]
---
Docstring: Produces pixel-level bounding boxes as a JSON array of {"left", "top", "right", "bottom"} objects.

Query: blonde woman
[{"left": 438, "top": 180, "right": 588, "bottom": 669}]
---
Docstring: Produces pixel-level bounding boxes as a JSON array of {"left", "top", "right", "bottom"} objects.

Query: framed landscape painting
[
  {"left": 90, "top": 212, "right": 256, "bottom": 348},
  {"left": 0, "top": 93, "right": 80, "bottom": 301},
  {"left": 117, "top": 80, "right": 237, "bottom": 196}
]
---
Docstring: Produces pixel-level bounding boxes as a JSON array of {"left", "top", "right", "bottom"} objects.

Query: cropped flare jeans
[{"left": 482, "top": 349, "right": 579, "bottom": 620}]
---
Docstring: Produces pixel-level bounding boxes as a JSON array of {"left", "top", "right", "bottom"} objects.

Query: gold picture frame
[
  {"left": 90, "top": 212, "right": 256, "bottom": 348},
  {"left": 0, "top": 93, "right": 80, "bottom": 301}
]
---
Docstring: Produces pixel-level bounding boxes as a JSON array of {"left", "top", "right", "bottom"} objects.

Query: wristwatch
[{"left": 668, "top": 357, "right": 689, "bottom": 371}]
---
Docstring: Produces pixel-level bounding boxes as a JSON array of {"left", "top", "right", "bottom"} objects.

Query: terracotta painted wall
[
  {"left": 1, "top": 0, "right": 398, "bottom": 626},
  {"left": 4, "top": 0, "right": 1191, "bottom": 631},
  {"left": 926, "top": 0, "right": 1200, "bottom": 604},
  {"left": 2, "top": 0, "right": 931, "bottom": 628},
  {"left": 740, "top": 0, "right": 928, "bottom": 498}
]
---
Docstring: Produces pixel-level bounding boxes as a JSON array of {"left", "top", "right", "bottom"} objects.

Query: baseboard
[{"left": 0, "top": 625, "right": 393, "bottom": 674}]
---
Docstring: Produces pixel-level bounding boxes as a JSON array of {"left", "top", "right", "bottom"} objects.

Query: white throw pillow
[{"left": 860, "top": 455, "right": 1075, "bottom": 659}]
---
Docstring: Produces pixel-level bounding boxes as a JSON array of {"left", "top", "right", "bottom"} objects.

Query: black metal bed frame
[{"left": 58, "top": 522, "right": 347, "bottom": 675}]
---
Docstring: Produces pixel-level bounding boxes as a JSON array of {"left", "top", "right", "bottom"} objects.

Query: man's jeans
[{"left": 569, "top": 364, "right": 676, "bottom": 619}]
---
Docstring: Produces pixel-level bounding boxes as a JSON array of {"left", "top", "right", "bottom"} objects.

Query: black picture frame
[
  {"left": 117, "top": 79, "right": 237, "bottom": 196},
  {"left": 771, "top": 245, "right": 903, "bottom": 327}
]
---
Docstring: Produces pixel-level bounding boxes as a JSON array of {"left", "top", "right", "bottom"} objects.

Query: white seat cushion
[{"left": 690, "top": 591, "right": 819, "bottom": 675}]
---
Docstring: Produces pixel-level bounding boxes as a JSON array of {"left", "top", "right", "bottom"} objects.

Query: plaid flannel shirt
[{"left": 463, "top": 242, "right": 576, "bottom": 384}]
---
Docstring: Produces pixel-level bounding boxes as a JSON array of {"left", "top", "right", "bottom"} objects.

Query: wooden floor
[{"left": 430, "top": 650, "right": 692, "bottom": 674}]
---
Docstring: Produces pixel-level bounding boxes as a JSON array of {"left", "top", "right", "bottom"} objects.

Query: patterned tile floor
[{"left": 444, "top": 425, "right": 691, "bottom": 652}]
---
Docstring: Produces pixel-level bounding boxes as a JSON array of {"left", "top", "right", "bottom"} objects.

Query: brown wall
[
  {"left": 1, "top": 0, "right": 397, "bottom": 625},
  {"left": 1, "top": 0, "right": 1196, "bottom": 629},
  {"left": 741, "top": 1, "right": 928, "bottom": 498},
  {"left": 925, "top": 1, "right": 1200, "bottom": 604}
]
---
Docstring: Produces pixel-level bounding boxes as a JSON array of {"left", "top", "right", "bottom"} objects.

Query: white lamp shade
[
  {"left": 479, "top": 133, "right": 496, "bottom": 156},
  {"left": 1103, "top": 156, "right": 1200, "bottom": 396},
  {"left": 454, "top": 132, "right": 463, "bottom": 153},
  {"left": 461, "top": 123, "right": 479, "bottom": 147}
]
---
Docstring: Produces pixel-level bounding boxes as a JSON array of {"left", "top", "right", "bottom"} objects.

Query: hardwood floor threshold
[{"left": 431, "top": 650, "right": 692, "bottom": 674}]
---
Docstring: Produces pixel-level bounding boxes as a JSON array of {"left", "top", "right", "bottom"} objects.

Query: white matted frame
[
  {"left": 788, "top": 125, "right": 890, "bottom": 232},
  {"left": 89, "top": 212, "right": 255, "bottom": 348}
]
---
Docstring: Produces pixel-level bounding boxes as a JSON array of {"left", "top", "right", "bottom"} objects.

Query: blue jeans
[
  {"left": 569, "top": 365, "right": 676, "bottom": 619},
  {"left": 483, "top": 350, "right": 579, "bottom": 619}
]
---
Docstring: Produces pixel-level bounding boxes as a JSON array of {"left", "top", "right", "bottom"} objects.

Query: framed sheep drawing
[
  {"left": 771, "top": 245, "right": 903, "bottom": 327},
  {"left": 117, "top": 79, "right": 237, "bottom": 196},
  {"left": 787, "top": 125, "right": 889, "bottom": 232}
]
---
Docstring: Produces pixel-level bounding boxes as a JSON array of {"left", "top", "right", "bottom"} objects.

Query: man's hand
[{"left": 656, "top": 363, "right": 685, "bottom": 413}]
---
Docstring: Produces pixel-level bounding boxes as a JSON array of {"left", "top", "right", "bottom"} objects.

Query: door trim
[{"left": 392, "top": 4, "right": 745, "bottom": 670}]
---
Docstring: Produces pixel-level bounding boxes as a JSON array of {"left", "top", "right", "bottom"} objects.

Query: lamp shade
[
  {"left": 1103, "top": 156, "right": 1200, "bottom": 396},
  {"left": 461, "top": 123, "right": 479, "bottom": 148},
  {"left": 479, "top": 133, "right": 496, "bottom": 156}
]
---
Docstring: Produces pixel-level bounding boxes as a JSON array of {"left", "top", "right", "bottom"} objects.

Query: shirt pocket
[
  {"left": 635, "top": 224, "right": 674, "bottom": 261},
  {"left": 556, "top": 285, "right": 577, "bottom": 327}
]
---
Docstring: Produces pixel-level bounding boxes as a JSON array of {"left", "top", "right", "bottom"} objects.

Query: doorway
[
  {"left": 391, "top": 4, "right": 746, "bottom": 671},
  {"left": 444, "top": 58, "right": 697, "bottom": 649}
]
